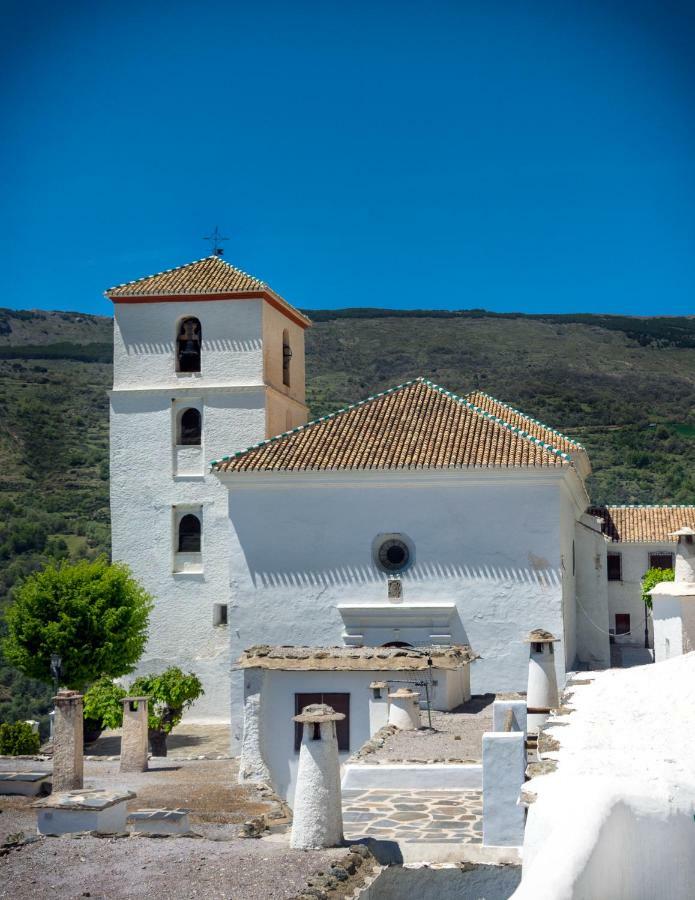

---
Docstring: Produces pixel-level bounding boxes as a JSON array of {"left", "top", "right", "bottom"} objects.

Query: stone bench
[
  {"left": 33, "top": 789, "right": 135, "bottom": 835},
  {"left": 0, "top": 772, "right": 52, "bottom": 797},
  {"left": 127, "top": 808, "right": 192, "bottom": 835}
]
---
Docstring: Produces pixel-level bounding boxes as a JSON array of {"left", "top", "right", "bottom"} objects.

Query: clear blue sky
[{"left": 2, "top": 1, "right": 694, "bottom": 316}]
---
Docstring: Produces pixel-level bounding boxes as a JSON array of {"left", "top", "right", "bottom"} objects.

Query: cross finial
[{"left": 204, "top": 226, "right": 229, "bottom": 257}]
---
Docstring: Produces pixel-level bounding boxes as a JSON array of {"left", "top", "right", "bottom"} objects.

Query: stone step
[
  {"left": 0, "top": 772, "right": 51, "bottom": 797},
  {"left": 127, "top": 808, "right": 192, "bottom": 835}
]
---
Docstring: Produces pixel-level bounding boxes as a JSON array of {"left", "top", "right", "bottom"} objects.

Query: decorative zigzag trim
[
  {"left": 210, "top": 376, "right": 572, "bottom": 469},
  {"left": 600, "top": 504, "right": 695, "bottom": 510},
  {"left": 467, "top": 390, "right": 585, "bottom": 451}
]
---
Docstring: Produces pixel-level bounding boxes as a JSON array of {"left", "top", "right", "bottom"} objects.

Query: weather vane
[{"left": 204, "top": 226, "right": 229, "bottom": 256}]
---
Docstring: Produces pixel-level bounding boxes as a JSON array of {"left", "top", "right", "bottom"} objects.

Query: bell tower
[{"left": 107, "top": 255, "right": 310, "bottom": 721}]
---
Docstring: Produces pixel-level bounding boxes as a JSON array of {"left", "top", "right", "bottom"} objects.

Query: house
[{"left": 106, "top": 254, "right": 694, "bottom": 755}]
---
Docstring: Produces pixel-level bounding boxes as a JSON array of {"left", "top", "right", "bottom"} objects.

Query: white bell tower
[{"left": 107, "top": 255, "right": 310, "bottom": 721}]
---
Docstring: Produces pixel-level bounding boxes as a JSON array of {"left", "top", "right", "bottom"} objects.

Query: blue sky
[{"left": 2, "top": 1, "right": 694, "bottom": 316}]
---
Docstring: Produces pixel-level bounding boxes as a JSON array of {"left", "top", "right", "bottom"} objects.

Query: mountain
[{"left": 0, "top": 304, "right": 693, "bottom": 722}]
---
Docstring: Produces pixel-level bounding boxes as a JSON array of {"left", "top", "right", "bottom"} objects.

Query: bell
[{"left": 178, "top": 320, "right": 201, "bottom": 372}]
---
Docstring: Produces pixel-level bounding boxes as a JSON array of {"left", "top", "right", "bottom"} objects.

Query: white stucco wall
[
  {"left": 574, "top": 515, "right": 611, "bottom": 667},
  {"left": 225, "top": 469, "right": 583, "bottom": 749},
  {"left": 606, "top": 542, "right": 674, "bottom": 646},
  {"left": 113, "top": 298, "right": 265, "bottom": 389},
  {"left": 110, "top": 298, "right": 285, "bottom": 721}
]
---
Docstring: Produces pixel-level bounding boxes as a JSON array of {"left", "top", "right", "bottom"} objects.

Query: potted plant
[
  {"left": 130, "top": 668, "right": 204, "bottom": 756},
  {"left": 83, "top": 677, "right": 127, "bottom": 743}
]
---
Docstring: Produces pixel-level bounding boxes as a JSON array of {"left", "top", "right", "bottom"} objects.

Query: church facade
[{"left": 107, "top": 255, "right": 695, "bottom": 740}]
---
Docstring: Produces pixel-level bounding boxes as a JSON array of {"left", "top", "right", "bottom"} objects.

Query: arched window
[
  {"left": 282, "top": 329, "right": 291, "bottom": 387},
  {"left": 381, "top": 641, "right": 414, "bottom": 649},
  {"left": 178, "top": 408, "right": 201, "bottom": 445},
  {"left": 178, "top": 514, "right": 201, "bottom": 553},
  {"left": 177, "top": 317, "right": 202, "bottom": 373}
]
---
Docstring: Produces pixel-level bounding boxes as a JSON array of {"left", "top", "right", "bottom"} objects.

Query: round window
[{"left": 378, "top": 537, "right": 410, "bottom": 572}]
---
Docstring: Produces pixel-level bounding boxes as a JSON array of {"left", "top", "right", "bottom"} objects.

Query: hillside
[{"left": 0, "top": 305, "right": 693, "bottom": 722}]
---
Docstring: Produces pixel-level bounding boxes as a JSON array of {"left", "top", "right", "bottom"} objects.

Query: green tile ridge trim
[
  {"left": 468, "top": 390, "right": 585, "bottom": 451},
  {"left": 420, "top": 379, "right": 572, "bottom": 462}
]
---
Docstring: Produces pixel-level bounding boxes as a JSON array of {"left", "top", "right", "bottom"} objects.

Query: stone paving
[{"left": 342, "top": 788, "right": 483, "bottom": 844}]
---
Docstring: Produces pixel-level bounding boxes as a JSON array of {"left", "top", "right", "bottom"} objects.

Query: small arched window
[
  {"left": 178, "top": 514, "right": 201, "bottom": 553},
  {"left": 282, "top": 329, "right": 291, "bottom": 387},
  {"left": 177, "top": 317, "right": 202, "bottom": 373},
  {"left": 178, "top": 408, "right": 201, "bottom": 446}
]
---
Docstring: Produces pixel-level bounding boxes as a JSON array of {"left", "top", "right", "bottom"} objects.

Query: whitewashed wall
[
  {"left": 607, "top": 542, "right": 675, "bottom": 646},
  {"left": 574, "top": 515, "right": 611, "bottom": 668},
  {"left": 224, "top": 469, "right": 585, "bottom": 748},
  {"left": 111, "top": 299, "right": 287, "bottom": 720}
]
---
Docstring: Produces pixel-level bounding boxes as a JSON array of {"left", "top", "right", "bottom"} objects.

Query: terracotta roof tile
[
  {"left": 106, "top": 255, "right": 266, "bottom": 297},
  {"left": 213, "top": 379, "right": 573, "bottom": 473},
  {"left": 588, "top": 505, "right": 695, "bottom": 543},
  {"left": 465, "top": 391, "right": 584, "bottom": 456}
]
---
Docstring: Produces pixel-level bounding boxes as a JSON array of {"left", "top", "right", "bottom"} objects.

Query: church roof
[
  {"left": 588, "top": 505, "right": 695, "bottom": 543},
  {"left": 465, "top": 390, "right": 585, "bottom": 457},
  {"left": 212, "top": 378, "right": 573, "bottom": 473},
  {"left": 105, "top": 255, "right": 311, "bottom": 327}
]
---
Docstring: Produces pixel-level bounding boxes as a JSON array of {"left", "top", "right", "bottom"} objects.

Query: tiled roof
[
  {"left": 588, "top": 505, "right": 695, "bottom": 543},
  {"left": 213, "top": 378, "right": 573, "bottom": 473},
  {"left": 465, "top": 391, "right": 584, "bottom": 456},
  {"left": 106, "top": 255, "right": 266, "bottom": 297}
]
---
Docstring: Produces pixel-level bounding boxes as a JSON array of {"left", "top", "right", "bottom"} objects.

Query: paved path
[{"left": 342, "top": 788, "right": 483, "bottom": 844}]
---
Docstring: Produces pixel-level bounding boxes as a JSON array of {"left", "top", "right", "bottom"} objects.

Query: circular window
[{"left": 377, "top": 537, "right": 410, "bottom": 572}]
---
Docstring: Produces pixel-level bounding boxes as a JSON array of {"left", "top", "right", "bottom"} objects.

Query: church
[{"left": 107, "top": 253, "right": 694, "bottom": 774}]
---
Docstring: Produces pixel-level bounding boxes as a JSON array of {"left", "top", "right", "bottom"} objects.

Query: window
[
  {"left": 294, "top": 693, "right": 349, "bottom": 752},
  {"left": 176, "top": 317, "right": 201, "bottom": 373},
  {"left": 649, "top": 552, "right": 674, "bottom": 571},
  {"left": 178, "top": 513, "right": 201, "bottom": 553},
  {"left": 178, "top": 408, "right": 201, "bottom": 445},
  {"left": 213, "top": 603, "right": 228, "bottom": 627},
  {"left": 615, "top": 613, "right": 631, "bottom": 635},
  {"left": 282, "top": 329, "right": 291, "bottom": 387},
  {"left": 607, "top": 552, "right": 622, "bottom": 581},
  {"left": 376, "top": 536, "right": 411, "bottom": 573}
]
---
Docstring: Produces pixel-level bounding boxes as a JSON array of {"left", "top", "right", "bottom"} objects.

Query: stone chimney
[
  {"left": 290, "top": 704, "right": 344, "bottom": 850},
  {"left": 120, "top": 696, "right": 150, "bottom": 773},
  {"left": 525, "top": 630, "right": 559, "bottom": 733},
  {"left": 387, "top": 687, "right": 421, "bottom": 730},
  {"left": 53, "top": 690, "right": 84, "bottom": 792}
]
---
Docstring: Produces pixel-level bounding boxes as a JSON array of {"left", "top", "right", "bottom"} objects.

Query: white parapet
[
  {"left": 493, "top": 699, "right": 527, "bottom": 736},
  {"left": 482, "top": 731, "right": 526, "bottom": 847}
]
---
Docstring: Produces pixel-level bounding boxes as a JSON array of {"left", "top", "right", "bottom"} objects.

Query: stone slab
[
  {"left": 0, "top": 772, "right": 51, "bottom": 796},
  {"left": 127, "top": 808, "right": 192, "bottom": 835},
  {"left": 33, "top": 788, "right": 135, "bottom": 811}
]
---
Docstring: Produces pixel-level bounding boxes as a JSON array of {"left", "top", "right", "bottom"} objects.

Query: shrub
[
  {"left": 0, "top": 721, "right": 40, "bottom": 755},
  {"left": 130, "top": 668, "right": 204, "bottom": 756},
  {"left": 83, "top": 677, "right": 127, "bottom": 730},
  {"left": 641, "top": 567, "right": 675, "bottom": 610}
]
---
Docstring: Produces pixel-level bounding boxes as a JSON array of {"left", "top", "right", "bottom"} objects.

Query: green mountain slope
[{"left": 0, "top": 305, "right": 693, "bottom": 722}]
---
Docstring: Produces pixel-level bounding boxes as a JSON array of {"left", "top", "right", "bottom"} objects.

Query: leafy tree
[
  {"left": 2, "top": 557, "right": 153, "bottom": 690},
  {"left": 641, "top": 567, "right": 675, "bottom": 610},
  {"left": 130, "top": 668, "right": 204, "bottom": 756}
]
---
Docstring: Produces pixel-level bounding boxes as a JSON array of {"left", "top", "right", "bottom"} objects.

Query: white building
[{"left": 106, "top": 254, "right": 695, "bottom": 743}]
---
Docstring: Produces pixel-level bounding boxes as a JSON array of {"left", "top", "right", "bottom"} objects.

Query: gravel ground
[
  {"left": 0, "top": 757, "right": 340, "bottom": 899},
  {"left": 86, "top": 725, "right": 232, "bottom": 759},
  {"left": 367, "top": 695, "right": 495, "bottom": 762}
]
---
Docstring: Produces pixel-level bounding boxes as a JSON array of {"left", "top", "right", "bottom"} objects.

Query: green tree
[
  {"left": 130, "top": 667, "right": 204, "bottom": 756},
  {"left": 641, "top": 567, "right": 675, "bottom": 610},
  {"left": 2, "top": 557, "right": 153, "bottom": 690}
]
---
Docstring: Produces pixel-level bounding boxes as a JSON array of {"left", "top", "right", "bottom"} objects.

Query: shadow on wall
[
  {"left": 122, "top": 337, "right": 262, "bottom": 356},
  {"left": 242, "top": 560, "right": 561, "bottom": 591}
]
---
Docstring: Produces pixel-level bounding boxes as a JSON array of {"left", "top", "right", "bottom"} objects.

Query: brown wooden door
[{"left": 294, "top": 692, "right": 350, "bottom": 752}]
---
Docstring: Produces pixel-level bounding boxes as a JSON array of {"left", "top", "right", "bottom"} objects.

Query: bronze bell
[{"left": 178, "top": 320, "right": 201, "bottom": 372}]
